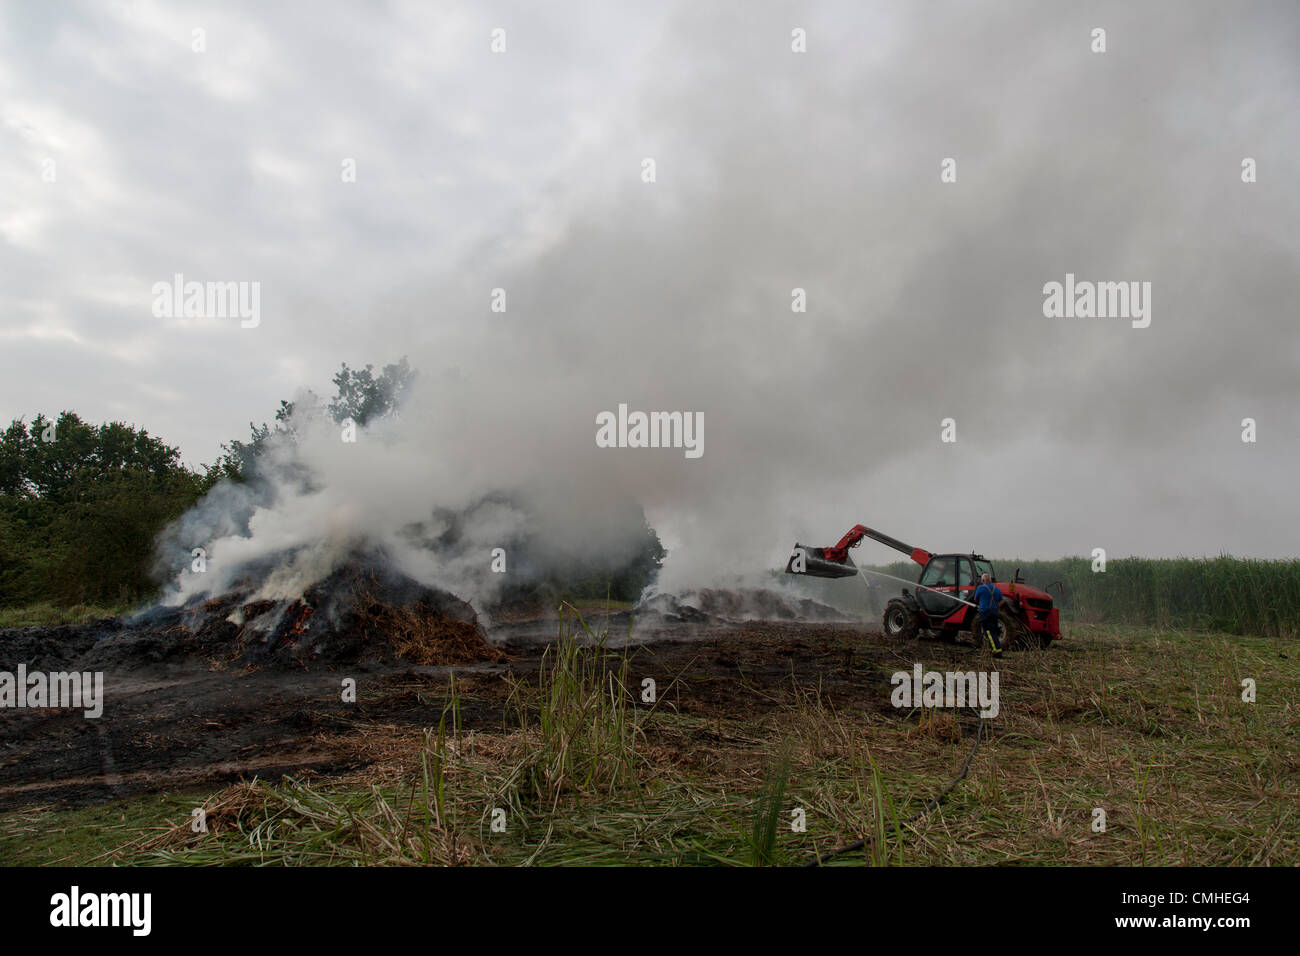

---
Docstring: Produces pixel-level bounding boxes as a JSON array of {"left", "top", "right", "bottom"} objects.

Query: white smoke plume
[
  {"left": 138, "top": 1, "right": 1300, "bottom": 610},
  {"left": 156, "top": 384, "right": 664, "bottom": 610}
]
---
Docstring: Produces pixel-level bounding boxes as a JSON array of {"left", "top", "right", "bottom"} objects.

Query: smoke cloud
[{"left": 6, "top": 1, "right": 1299, "bottom": 605}]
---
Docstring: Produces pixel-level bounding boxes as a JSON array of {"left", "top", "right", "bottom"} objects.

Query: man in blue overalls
[{"left": 974, "top": 572, "right": 1003, "bottom": 657}]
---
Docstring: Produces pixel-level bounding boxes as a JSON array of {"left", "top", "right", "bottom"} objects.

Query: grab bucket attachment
[{"left": 785, "top": 543, "right": 858, "bottom": 579}]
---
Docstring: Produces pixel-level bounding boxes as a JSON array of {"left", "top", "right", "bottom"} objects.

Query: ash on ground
[{"left": 635, "top": 587, "right": 856, "bottom": 625}]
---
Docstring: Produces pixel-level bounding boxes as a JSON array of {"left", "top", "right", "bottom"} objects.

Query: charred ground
[{"left": 0, "top": 574, "right": 882, "bottom": 811}]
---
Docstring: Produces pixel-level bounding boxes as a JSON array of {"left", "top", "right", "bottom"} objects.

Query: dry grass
[
  {"left": 338, "top": 584, "right": 507, "bottom": 665},
  {"left": 4, "top": 622, "right": 1295, "bottom": 866}
]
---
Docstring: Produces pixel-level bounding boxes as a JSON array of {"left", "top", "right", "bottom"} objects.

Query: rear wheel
[
  {"left": 882, "top": 599, "right": 918, "bottom": 641},
  {"left": 997, "top": 609, "right": 1035, "bottom": 651}
]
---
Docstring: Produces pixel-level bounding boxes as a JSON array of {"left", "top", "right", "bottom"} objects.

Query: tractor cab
[{"left": 915, "top": 553, "right": 993, "bottom": 619}]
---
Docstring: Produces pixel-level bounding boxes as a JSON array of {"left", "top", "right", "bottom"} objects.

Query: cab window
[{"left": 920, "top": 558, "right": 956, "bottom": 588}]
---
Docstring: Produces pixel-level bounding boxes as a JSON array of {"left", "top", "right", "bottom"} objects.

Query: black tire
[
  {"left": 1026, "top": 626, "right": 1055, "bottom": 650},
  {"left": 998, "top": 608, "right": 1033, "bottom": 651},
  {"left": 882, "top": 599, "right": 919, "bottom": 640},
  {"left": 969, "top": 608, "right": 1037, "bottom": 652}
]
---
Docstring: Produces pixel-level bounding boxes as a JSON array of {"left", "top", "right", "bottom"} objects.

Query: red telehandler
[{"left": 785, "top": 523, "right": 1062, "bottom": 649}]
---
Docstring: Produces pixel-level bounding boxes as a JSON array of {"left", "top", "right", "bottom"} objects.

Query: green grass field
[{"left": 0, "top": 602, "right": 134, "bottom": 629}]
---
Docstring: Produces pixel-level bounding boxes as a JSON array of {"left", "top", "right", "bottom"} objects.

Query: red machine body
[{"left": 786, "top": 523, "right": 1062, "bottom": 648}]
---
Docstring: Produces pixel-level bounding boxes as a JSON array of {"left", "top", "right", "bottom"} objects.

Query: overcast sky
[{"left": 3, "top": 1, "right": 1298, "bottom": 581}]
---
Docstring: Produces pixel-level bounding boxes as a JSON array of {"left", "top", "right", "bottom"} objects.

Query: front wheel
[
  {"left": 882, "top": 599, "right": 919, "bottom": 641},
  {"left": 997, "top": 609, "right": 1049, "bottom": 651},
  {"left": 968, "top": 610, "right": 1039, "bottom": 652},
  {"left": 998, "top": 613, "right": 1029, "bottom": 650}
]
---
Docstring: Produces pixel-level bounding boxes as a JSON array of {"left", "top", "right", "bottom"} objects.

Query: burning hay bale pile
[
  {"left": 1, "top": 563, "right": 506, "bottom": 674},
  {"left": 180, "top": 563, "right": 507, "bottom": 669}
]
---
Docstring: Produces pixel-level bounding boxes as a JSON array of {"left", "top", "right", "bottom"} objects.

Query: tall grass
[
  {"left": 507, "top": 605, "right": 640, "bottom": 808},
  {"left": 745, "top": 749, "right": 792, "bottom": 866},
  {"left": 855, "top": 556, "right": 1300, "bottom": 637}
]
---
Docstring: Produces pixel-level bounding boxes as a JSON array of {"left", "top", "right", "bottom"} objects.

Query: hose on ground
[{"left": 804, "top": 707, "right": 985, "bottom": 867}]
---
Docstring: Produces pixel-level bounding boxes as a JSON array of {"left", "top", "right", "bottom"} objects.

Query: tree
[
  {"left": 0, "top": 412, "right": 208, "bottom": 607},
  {"left": 211, "top": 358, "right": 414, "bottom": 481},
  {"left": 328, "top": 357, "right": 415, "bottom": 426}
]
